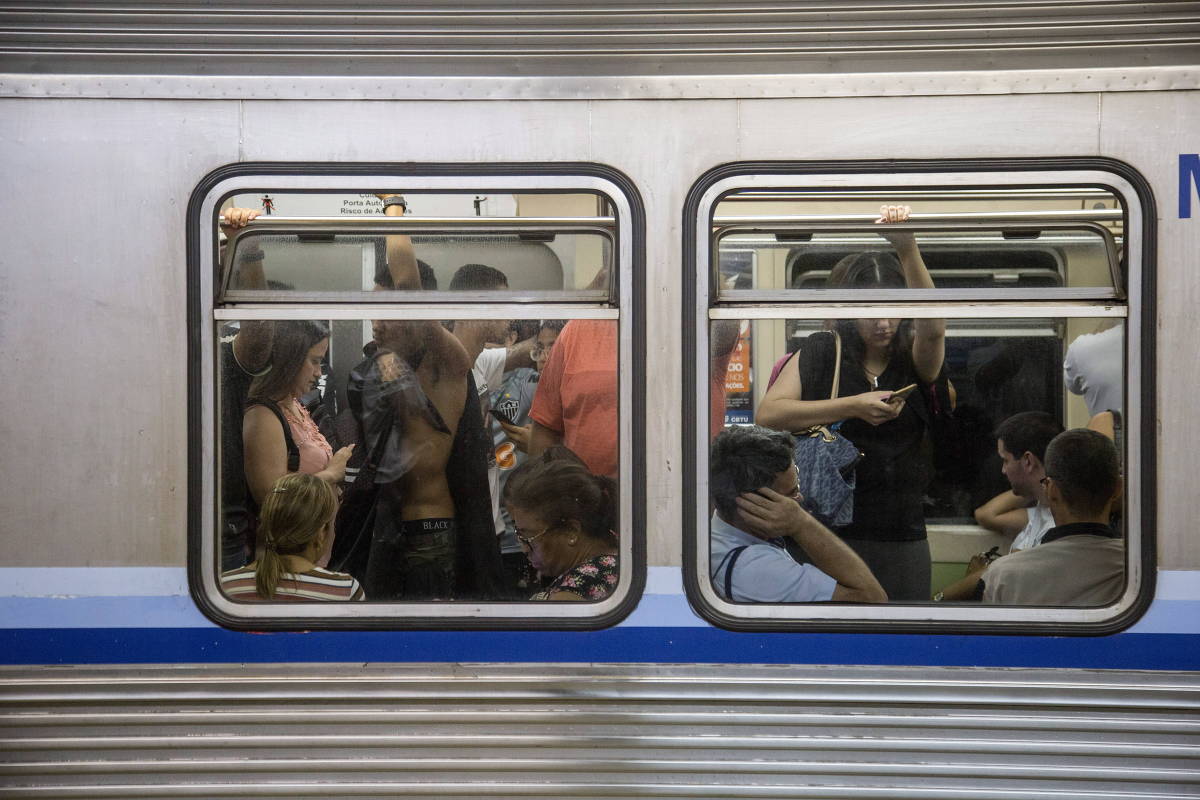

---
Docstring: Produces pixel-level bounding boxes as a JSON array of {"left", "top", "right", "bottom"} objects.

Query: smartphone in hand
[{"left": 884, "top": 383, "right": 917, "bottom": 404}]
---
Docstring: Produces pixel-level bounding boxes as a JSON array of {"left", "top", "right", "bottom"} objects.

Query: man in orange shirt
[{"left": 528, "top": 318, "right": 619, "bottom": 477}]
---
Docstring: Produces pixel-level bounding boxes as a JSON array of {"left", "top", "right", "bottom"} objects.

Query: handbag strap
[
  {"left": 828, "top": 330, "right": 842, "bottom": 401},
  {"left": 791, "top": 330, "right": 843, "bottom": 438}
]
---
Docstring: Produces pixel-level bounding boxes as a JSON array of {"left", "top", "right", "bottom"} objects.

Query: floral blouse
[{"left": 531, "top": 554, "right": 619, "bottom": 601}]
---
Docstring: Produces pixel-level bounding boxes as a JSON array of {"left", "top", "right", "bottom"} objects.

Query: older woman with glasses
[{"left": 502, "top": 447, "right": 618, "bottom": 601}]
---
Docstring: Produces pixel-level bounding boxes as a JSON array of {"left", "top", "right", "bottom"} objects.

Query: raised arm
[
  {"left": 375, "top": 193, "right": 419, "bottom": 290},
  {"left": 876, "top": 204, "right": 945, "bottom": 383},
  {"left": 504, "top": 334, "right": 536, "bottom": 372},
  {"left": 220, "top": 208, "right": 274, "bottom": 372},
  {"left": 735, "top": 487, "right": 886, "bottom": 603},
  {"left": 370, "top": 194, "right": 471, "bottom": 376}
]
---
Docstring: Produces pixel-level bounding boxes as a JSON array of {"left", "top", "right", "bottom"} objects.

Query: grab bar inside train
[
  {"left": 217, "top": 215, "right": 617, "bottom": 304},
  {"left": 718, "top": 189, "right": 1120, "bottom": 202},
  {"left": 711, "top": 209, "right": 1123, "bottom": 225}
]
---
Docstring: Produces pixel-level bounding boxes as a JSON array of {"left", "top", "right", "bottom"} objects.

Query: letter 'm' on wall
[{"left": 1180, "top": 154, "right": 1200, "bottom": 218}]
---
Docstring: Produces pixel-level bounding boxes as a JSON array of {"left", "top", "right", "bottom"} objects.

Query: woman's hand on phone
[
  {"left": 854, "top": 391, "right": 903, "bottom": 426},
  {"left": 322, "top": 444, "right": 356, "bottom": 485}
]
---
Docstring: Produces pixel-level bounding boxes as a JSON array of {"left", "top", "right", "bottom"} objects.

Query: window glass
[
  {"left": 709, "top": 315, "right": 1125, "bottom": 606},
  {"left": 693, "top": 172, "right": 1143, "bottom": 629},
  {"left": 196, "top": 176, "right": 636, "bottom": 628},
  {"left": 218, "top": 315, "right": 619, "bottom": 605}
]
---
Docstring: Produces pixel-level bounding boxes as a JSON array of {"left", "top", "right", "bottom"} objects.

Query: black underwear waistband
[
  {"left": 399, "top": 517, "right": 456, "bottom": 547},
  {"left": 400, "top": 518, "right": 454, "bottom": 534}
]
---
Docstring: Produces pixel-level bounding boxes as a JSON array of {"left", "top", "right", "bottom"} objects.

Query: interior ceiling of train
[{"left": 1, "top": 2, "right": 1198, "bottom": 76}]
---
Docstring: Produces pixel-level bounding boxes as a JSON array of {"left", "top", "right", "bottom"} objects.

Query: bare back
[{"left": 375, "top": 329, "right": 472, "bottom": 521}]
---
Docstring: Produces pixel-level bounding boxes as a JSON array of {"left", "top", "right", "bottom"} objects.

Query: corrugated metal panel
[
  {"left": 1, "top": 1, "right": 1199, "bottom": 77},
  {"left": 2, "top": 663, "right": 1198, "bottom": 798}
]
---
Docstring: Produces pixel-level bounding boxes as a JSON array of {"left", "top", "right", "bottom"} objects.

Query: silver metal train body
[{"left": 1, "top": 3, "right": 1198, "bottom": 797}]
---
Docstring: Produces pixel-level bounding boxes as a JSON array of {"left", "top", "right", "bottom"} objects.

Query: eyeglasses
[{"left": 515, "top": 524, "right": 554, "bottom": 547}]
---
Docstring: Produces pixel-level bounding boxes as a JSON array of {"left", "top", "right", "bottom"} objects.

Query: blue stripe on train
[{"left": 4, "top": 627, "right": 1198, "bottom": 670}]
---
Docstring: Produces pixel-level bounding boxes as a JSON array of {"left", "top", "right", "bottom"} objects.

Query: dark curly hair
[{"left": 710, "top": 425, "right": 795, "bottom": 521}]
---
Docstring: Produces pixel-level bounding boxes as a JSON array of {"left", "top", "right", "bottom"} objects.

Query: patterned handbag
[{"left": 792, "top": 331, "right": 863, "bottom": 528}]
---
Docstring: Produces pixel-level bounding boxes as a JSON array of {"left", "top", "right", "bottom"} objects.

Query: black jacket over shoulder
[{"left": 338, "top": 345, "right": 509, "bottom": 600}]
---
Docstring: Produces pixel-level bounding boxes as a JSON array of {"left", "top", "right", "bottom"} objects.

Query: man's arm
[
  {"left": 220, "top": 208, "right": 274, "bottom": 372},
  {"left": 375, "top": 193, "right": 419, "bottom": 290},
  {"left": 371, "top": 194, "right": 471, "bottom": 376},
  {"left": 504, "top": 335, "right": 536, "bottom": 372},
  {"left": 934, "top": 550, "right": 998, "bottom": 602},
  {"left": 973, "top": 490, "right": 1030, "bottom": 538},
  {"left": 735, "top": 488, "right": 886, "bottom": 603}
]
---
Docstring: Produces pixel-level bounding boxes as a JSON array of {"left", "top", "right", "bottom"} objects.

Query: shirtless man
[{"left": 351, "top": 194, "right": 505, "bottom": 600}]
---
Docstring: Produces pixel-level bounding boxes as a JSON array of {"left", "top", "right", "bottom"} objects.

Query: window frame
[
  {"left": 187, "top": 162, "right": 645, "bottom": 630},
  {"left": 682, "top": 158, "right": 1156, "bottom": 635}
]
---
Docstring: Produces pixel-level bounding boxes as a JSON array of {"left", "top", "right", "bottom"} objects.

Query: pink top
[
  {"left": 282, "top": 402, "right": 333, "bottom": 476},
  {"left": 281, "top": 401, "right": 336, "bottom": 567}
]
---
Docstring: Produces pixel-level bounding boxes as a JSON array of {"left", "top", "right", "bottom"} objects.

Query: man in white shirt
[
  {"left": 975, "top": 411, "right": 1065, "bottom": 552},
  {"left": 709, "top": 426, "right": 885, "bottom": 604},
  {"left": 1063, "top": 321, "right": 1123, "bottom": 417}
]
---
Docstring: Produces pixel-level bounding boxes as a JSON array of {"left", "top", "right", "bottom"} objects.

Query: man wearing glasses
[
  {"left": 709, "top": 426, "right": 886, "bottom": 604},
  {"left": 981, "top": 429, "right": 1124, "bottom": 606}
]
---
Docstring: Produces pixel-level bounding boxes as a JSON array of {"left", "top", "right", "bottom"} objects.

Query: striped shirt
[{"left": 220, "top": 565, "right": 366, "bottom": 602}]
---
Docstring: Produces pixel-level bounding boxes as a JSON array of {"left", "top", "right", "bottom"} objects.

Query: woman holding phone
[
  {"left": 243, "top": 320, "right": 354, "bottom": 566},
  {"left": 757, "top": 205, "right": 946, "bottom": 601}
]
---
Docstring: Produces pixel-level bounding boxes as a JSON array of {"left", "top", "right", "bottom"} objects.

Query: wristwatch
[{"left": 381, "top": 194, "right": 407, "bottom": 212}]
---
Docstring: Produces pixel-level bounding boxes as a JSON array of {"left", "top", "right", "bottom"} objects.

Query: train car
[{"left": 2, "top": 3, "right": 1198, "bottom": 797}]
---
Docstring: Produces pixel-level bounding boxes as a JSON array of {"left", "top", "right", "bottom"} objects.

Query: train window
[
  {"left": 191, "top": 168, "right": 643, "bottom": 629},
  {"left": 685, "top": 162, "right": 1152, "bottom": 633}
]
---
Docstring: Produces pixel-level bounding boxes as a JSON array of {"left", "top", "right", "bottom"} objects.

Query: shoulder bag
[{"left": 792, "top": 331, "right": 862, "bottom": 528}]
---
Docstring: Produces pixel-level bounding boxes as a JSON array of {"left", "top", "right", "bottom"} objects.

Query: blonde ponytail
[{"left": 254, "top": 473, "right": 337, "bottom": 599}]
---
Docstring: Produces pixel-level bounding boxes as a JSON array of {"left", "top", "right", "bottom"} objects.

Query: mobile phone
[{"left": 885, "top": 383, "right": 917, "bottom": 404}]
